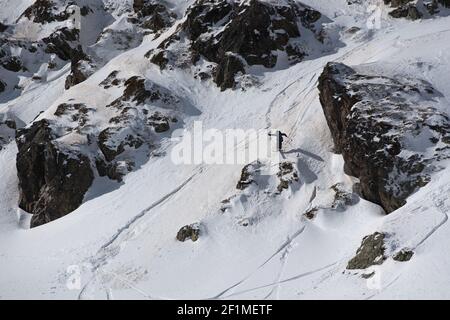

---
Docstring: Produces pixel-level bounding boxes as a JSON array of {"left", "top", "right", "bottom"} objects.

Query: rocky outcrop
[
  {"left": 319, "top": 62, "right": 450, "bottom": 213},
  {"left": 43, "top": 27, "right": 85, "bottom": 61},
  {"left": 98, "top": 127, "right": 143, "bottom": 162},
  {"left": 20, "top": 0, "right": 71, "bottom": 24},
  {"left": 347, "top": 232, "right": 386, "bottom": 269},
  {"left": 0, "top": 118, "right": 16, "bottom": 150},
  {"left": 383, "top": 0, "right": 450, "bottom": 19},
  {"left": 65, "top": 58, "right": 95, "bottom": 89},
  {"left": 393, "top": 248, "right": 414, "bottom": 261},
  {"left": 14, "top": 74, "right": 184, "bottom": 225},
  {"left": 176, "top": 223, "right": 201, "bottom": 242},
  {"left": 16, "top": 120, "right": 94, "bottom": 228},
  {"left": 236, "top": 161, "right": 261, "bottom": 190},
  {"left": 132, "top": 0, "right": 177, "bottom": 34},
  {"left": 147, "top": 0, "right": 327, "bottom": 90},
  {"left": 276, "top": 161, "right": 299, "bottom": 192},
  {"left": 0, "top": 47, "right": 24, "bottom": 72},
  {"left": 1, "top": 25, "right": 86, "bottom": 98},
  {"left": 330, "top": 183, "right": 357, "bottom": 210}
]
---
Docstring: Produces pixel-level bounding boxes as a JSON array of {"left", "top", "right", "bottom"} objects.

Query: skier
[{"left": 268, "top": 130, "right": 288, "bottom": 151}]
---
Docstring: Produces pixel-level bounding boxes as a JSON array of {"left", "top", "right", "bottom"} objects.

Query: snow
[{"left": 0, "top": 0, "right": 450, "bottom": 299}]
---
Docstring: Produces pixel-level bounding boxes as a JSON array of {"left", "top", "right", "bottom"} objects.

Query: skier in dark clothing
[{"left": 269, "top": 131, "right": 288, "bottom": 151}]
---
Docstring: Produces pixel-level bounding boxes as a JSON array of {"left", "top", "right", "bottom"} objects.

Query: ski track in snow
[
  {"left": 78, "top": 166, "right": 205, "bottom": 300},
  {"left": 413, "top": 187, "right": 449, "bottom": 250},
  {"left": 80, "top": 23, "right": 450, "bottom": 298},
  {"left": 211, "top": 226, "right": 307, "bottom": 299},
  {"left": 220, "top": 262, "right": 339, "bottom": 299}
]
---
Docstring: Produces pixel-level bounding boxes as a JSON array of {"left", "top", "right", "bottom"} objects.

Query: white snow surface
[{"left": 1, "top": 0, "right": 450, "bottom": 299}]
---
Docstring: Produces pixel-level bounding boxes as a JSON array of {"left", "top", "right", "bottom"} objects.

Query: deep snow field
[{"left": 1, "top": 0, "right": 450, "bottom": 299}]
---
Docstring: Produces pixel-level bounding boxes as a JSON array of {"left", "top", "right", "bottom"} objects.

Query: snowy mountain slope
[{"left": 0, "top": 0, "right": 450, "bottom": 299}]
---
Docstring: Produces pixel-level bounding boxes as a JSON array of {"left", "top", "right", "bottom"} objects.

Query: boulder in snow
[
  {"left": 347, "top": 232, "right": 386, "bottom": 269},
  {"left": 176, "top": 223, "right": 201, "bottom": 242},
  {"left": 319, "top": 62, "right": 450, "bottom": 213}
]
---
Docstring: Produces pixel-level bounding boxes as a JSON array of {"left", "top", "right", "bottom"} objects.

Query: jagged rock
[
  {"left": 54, "top": 103, "right": 90, "bottom": 127},
  {"left": 0, "top": 22, "right": 8, "bottom": 33},
  {"left": 347, "top": 232, "right": 386, "bottom": 269},
  {"left": 318, "top": 62, "right": 450, "bottom": 213},
  {"left": 148, "top": 50, "right": 169, "bottom": 69},
  {"left": 0, "top": 118, "right": 16, "bottom": 150},
  {"left": 147, "top": 0, "right": 325, "bottom": 90},
  {"left": 98, "top": 127, "right": 143, "bottom": 162},
  {"left": 16, "top": 120, "right": 94, "bottom": 228},
  {"left": 95, "top": 158, "right": 134, "bottom": 182},
  {"left": 133, "top": 0, "right": 177, "bottom": 33},
  {"left": 384, "top": 0, "right": 415, "bottom": 6},
  {"left": 20, "top": 0, "right": 71, "bottom": 24},
  {"left": 108, "top": 75, "right": 178, "bottom": 109},
  {"left": 4, "top": 1, "right": 188, "bottom": 227},
  {"left": 109, "top": 76, "right": 159, "bottom": 107},
  {"left": 147, "top": 112, "right": 172, "bottom": 133},
  {"left": 276, "top": 161, "right": 299, "bottom": 192},
  {"left": 1, "top": 56, "right": 23, "bottom": 72},
  {"left": 214, "top": 55, "right": 245, "bottom": 91},
  {"left": 95, "top": 75, "right": 183, "bottom": 181},
  {"left": 236, "top": 162, "right": 260, "bottom": 190},
  {"left": 330, "top": 183, "right": 356, "bottom": 210},
  {"left": 389, "top": 4, "right": 422, "bottom": 20},
  {"left": 384, "top": 0, "right": 450, "bottom": 19},
  {"left": 304, "top": 207, "right": 318, "bottom": 220},
  {"left": 99, "top": 70, "right": 124, "bottom": 89},
  {"left": 0, "top": 79, "right": 5, "bottom": 93},
  {"left": 176, "top": 223, "right": 201, "bottom": 242},
  {"left": 0, "top": 24, "right": 82, "bottom": 70},
  {"left": 65, "top": 59, "right": 95, "bottom": 89},
  {"left": 43, "top": 27, "right": 85, "bottom": 61},
  {"left": 393, "top": 248, "right": 414, "bottom": 261}
]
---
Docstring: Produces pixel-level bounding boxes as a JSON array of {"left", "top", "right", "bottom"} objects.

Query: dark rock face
[
  {"left": 16, "top": 120, "right": 94, "bottom": 228},
  {"left": 65, "top": 59, "right": 94, "bottom": 89},
  {"left": 1, "top": 54, "right": 23, "bottom": 72},
  {"left": 147, "top": 0, "right": 325, "bottom": 90},
  {"left": 330, "top": 183, "right": 357, "bottom": 210},
  {"left": 390, "top": 5, "right": 422, "bottom": 20},
  {"left": 393, "top": 248, "right": 414, "bottom": 262},
  {"left": 132, "top": 0, "right": 177, "bottom": 34},
  {"left": 276, "top": 161, "right": 299, "bottom": 192},
  {"left": 383, "top": 0, "right": 450, "bottom": 19},
  {"left": 20, "top": 0, "right": 70, "bottom": 24},
  {"left": 176, "top": 223, "right": 201, "bottom": 242},
  {"left": 347, "top": 232, "right": 386, "bottom": 269},
  {"left": 0, "top": 79, "right": 5, "bottom": 93},
  {"left": 19, "top": 0, "right": 94, "bottom": 24},
  {"left": 1, "top": 10, "right": 89, "bottom": 98},
  {"left": 99, "top": 70, "right": 123, "bottom": 89},
  {"left": 93, "top": 74, "right": 184, "bottom": 181},
  {"left": 319, "top": 62, "right": 450, "bottom": 213},
  {"left": 43, "top": 27, "right": 85, "bottom": 61},
  {"left": 53, "top": 102, "right": 90, "bottom": 126},
  {"left": 98, "top": 127, "right": 144, "bottom": 162},
  {"left": 0, "top": 26, "right": 87, "bottom": 93},
  {"left": 0, "top": 22, "right": 8, "bottom": 33},
  {"left": 147, "top": 112, "right": 173, "bottom": 133},
  {"left": 236, "top": 162, "right": 260, "bottom": 190},
  {"left": 0, "top": 118, "right": 16, "bottom": 150},
  {"left": 108, "top": 76, "right": 173, "bottom": 107}
]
